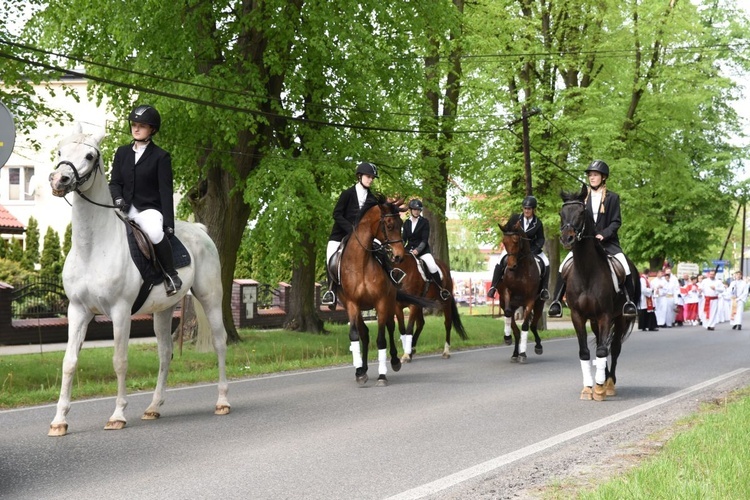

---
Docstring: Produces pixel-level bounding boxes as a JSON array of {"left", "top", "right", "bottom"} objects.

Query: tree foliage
[
  {"left": 10, "top": 0, "right": 750, "bottom": 337},
  {"left": 21, "top": 216, "right": 39, "bottom": 271},
  {"left": 40, "top": 227, "right": 63, "bottom": 281}
]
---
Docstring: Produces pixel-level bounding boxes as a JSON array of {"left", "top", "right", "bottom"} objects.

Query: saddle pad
[{"left": 126, "top": 224, "right": 191, "bottom": 286}]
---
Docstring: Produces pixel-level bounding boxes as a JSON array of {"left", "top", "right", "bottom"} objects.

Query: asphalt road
[{"left": 1, "top": 319, "right": 749, "bottom": 500}]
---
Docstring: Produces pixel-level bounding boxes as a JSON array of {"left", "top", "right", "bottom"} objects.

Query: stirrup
[
  {"left": 548, "top": 301, "right": 563, "bottom": 318},
  {"left": 439, "top": 289, "right": 451, "bottom": 301},
  {"left": 539, "top": 289, "right": 550, "bottom": 301},
  {"left": 622, "top": 301, "right": 637, "bottom": 317},
  {"left": 487, "top": 286, "right": 497, "bottom": 299},
  {"left": 390, "top": 269, "right": 406, "bottom": 285},
  {"left": 321, "top": 290, "right": 336, "bottom": 305},
  {"left": 164, "top": 275, "right": 181, "bottom": 297}
]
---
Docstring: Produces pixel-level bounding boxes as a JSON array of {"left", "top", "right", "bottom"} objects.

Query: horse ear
[
  {"left": 578, "top": 183, "right": 588, "bottom": 200},
  {"left": 74, "top": 122, "right": 83, "bottom": 134},
  {"left": 91, "top": 128, "right": 106, "bottom": 145}
]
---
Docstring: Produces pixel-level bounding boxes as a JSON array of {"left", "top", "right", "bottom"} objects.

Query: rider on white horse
[{"left": 109, "top": 104, "right": 182, "bottom": 296}]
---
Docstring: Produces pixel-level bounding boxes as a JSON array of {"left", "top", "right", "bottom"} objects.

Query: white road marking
[{"left": 386, "top": 368, "right": 749, "bottom": 500}]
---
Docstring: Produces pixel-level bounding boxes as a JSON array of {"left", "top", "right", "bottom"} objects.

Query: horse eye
[{"left": 85, "top": 153, "right": 94, "bottom": 161}]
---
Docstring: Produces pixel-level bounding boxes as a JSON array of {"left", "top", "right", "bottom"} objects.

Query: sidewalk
[{"left": 0, "top": 336, "right": 158, "bottom": 356}]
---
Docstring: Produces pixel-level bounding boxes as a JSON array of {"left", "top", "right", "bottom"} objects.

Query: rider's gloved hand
[
  {"left": 164, "top": 226, "right": 175, "bottom": 239},
  {"left": 114, "top": 197, "right": 129, "bottom": 213}
]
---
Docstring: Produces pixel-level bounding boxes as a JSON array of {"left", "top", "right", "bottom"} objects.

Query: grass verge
[{"left": 0, "top": 314, "right": 571, "bottom": 408}]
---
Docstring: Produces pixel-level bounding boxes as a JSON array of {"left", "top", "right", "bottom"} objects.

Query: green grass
[
  {"left": 0, "top": 313, "right": 567, "bottom": 409},
  {"left": 542, "top": 388, "right": 750, "bottom": 500}
]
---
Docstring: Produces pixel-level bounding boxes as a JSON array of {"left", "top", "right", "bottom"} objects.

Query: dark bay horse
[
  {"left": 393, "top": 255, "right": 468, "bottom": 361},
  {"left": 497, "top": 214, "right": 544, "bottom": 363},
  {"left": 338, "top": 195, "right": 431, "bottom": 386},
  {"left": 559, "top": 185, "right": 639, "bottom": 400}
]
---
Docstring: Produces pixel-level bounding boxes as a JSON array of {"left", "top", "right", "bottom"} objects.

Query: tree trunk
[
  {"left": 188, "top": 164, "right": 252, "bottom": 343},
  {"left": 286, "top": 231, "right": 324, "bottom": 332}
]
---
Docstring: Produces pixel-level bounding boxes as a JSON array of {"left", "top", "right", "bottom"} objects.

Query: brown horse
[
  {"left": 497, "top": 214, "right": 545, "bottom": 363},
  {"left": 559, "top": 185, "right": 639, "bottom": 400},
  {"left": 338, "top": 195, "right": 430, "bottom": 386},
  {"left": 393, "top": 254, "right": 468, "bottom": 361}
]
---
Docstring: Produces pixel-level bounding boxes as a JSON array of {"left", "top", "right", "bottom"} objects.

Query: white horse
[{"left": 47, "top": 124, "right": 230, "bottom": 436}]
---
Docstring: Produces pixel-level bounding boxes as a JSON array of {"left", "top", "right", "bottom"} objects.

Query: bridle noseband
[
  {"left": 560, "top": 200, "right": 588, "bottom": 242},
  {"left": 53, "top": 142, "right": 117, "bottom": 209},
  {"left": 502, "top": 229, "right": 531, "bottom": 260}
]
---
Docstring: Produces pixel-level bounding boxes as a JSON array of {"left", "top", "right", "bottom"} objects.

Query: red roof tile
[{"left": 0, "top": 204, "right": 25, "bottom": 234}]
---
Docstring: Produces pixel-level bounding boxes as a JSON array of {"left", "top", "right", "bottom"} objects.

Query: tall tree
[{"left": 21, "top": 216, "right": 39, "bottom": 271}]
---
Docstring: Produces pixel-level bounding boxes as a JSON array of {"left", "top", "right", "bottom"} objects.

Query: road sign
[{"left": 0, "top": 100, "right": 16, "bottom": 168}]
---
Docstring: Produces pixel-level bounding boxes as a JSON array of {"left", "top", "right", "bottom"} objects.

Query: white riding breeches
[
  {"left": 326, "top": 240, "right": 340, "bottom": 266},
  {"left": 560, "top": 251, "right": 629, "bottom": 275},
  {"left": 128, "top": 206, "right": 164, "bottom": 244},
  {"left": 419, "top": 252, "right": 439, "bottom": 274}
]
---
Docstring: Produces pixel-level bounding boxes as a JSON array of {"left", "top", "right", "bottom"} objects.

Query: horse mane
[{"left": 502, "top": 213, "right": 523, "bottom": 232}]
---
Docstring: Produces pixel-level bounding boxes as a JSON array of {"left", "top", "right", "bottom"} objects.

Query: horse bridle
[
  {"left": 502, "top": 229, "right": 532, "bottom": 260},
  {"left": 53, "top": 142, "right": 118, "bottom": 209},
  {"left": 559, "top": 200, "right": 590, "bottom": 242}
]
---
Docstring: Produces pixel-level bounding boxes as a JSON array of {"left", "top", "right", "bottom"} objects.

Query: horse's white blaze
[{"left": 47, "top": 125, "right": 229, "bottom": 436}]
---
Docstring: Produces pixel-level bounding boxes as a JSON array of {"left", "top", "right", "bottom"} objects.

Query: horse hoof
[
  {"left": 593, "top": 384, "right": 607, "bottom": 401},
  {"left": 535, "top": 346, "right": 543, "bottom": 355},
  {"left": 504, "top": 336, "right": 512, "bottom": 345},
  {"left": 356, "top": 369, "right": 368, "bottom": 386},
  {"left": 376, "top": 375, "right": 388, "bottom": 387},
  {"left": 400, "top": 354, "right": 412, "bottom": 363},
  {"left": 104, "top": 420, "right": 127, "bottom": 430},
  {"left": 580, "top": 387, "right": 593, "bottom": 400},
  {"left": 141, "top": 411, "right": 161, "bottom": 420},
  {"left": 605, "top": 379, "right": 616, "bottom": 397},
  {"left": 391, "top": 358, "right": 402, "bottom": 372},
  {"left": 215, "top": 405, "right": 231, "bottom": 415},
  {"left": 48, "top": 423, "right": 68, "bottom": 437},
  {"left": 519, "top": 353, "right": 527, "bottom": 364},
  {"left": 442, "top": 352, "right": 451, "bottom": 359}
]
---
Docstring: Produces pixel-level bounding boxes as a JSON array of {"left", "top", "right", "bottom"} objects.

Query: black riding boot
[
  {"left": 487, "top": 259, "right": 506, "bottom": 299},
  {"left": 154, "top": 238, "right": 182, "bottom": 296},
  {"left": 430, "top": 271, "right": 451, "bottom": 301},
  {"left": 375, "top": 247, "right": 405, "bottom": 285},
  {"left": 539, "top": 266, "right": 550, "bottom": 301},
  {"left": 548, "top": 273, "right": 566, "bottom": 317},
  {"left": 622, "top": 274, "right": 638, "bottom": 317}
]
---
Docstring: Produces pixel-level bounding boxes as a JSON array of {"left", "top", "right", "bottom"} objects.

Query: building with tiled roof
[{"left": 0, "top": 203, "right": 24, "bottom": 235}]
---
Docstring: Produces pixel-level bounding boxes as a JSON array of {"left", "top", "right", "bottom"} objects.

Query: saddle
[
  {"left": 411, "top": 254, "right": 444, "bottom": 283},
  {"left": 116, "top": 212, "right": 191, "bottom": 313},
  {"left": 561, "top": 254, "right": 626, "bottom": 293},
  {"left": 326, "top": 235, "right": 350, "bottom": 287}
]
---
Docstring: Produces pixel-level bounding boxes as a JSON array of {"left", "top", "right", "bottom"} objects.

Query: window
[{"left": 7, "top": 166, "right": 34, "bottom": 201}]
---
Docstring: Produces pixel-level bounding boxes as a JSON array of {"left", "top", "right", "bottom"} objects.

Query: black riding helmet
[
  {"left": 585, "top": 159, "right": 609, "bottom": 178},
  {"left": 522, "top": 195, "right": 537, "bottom": 209},
  {"left": 355, "top": 161, "right": 378, "bottom": 178},
  {"left": 408, "top": 199, "right": 423, "bottom": 211},
  {"left": 129, "top": 105, "right": 161, "bottom": 134}
]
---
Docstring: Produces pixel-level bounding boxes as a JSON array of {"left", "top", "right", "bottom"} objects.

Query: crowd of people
[{"left": 638, "top": 268, "right": 748, "bottom": 332}]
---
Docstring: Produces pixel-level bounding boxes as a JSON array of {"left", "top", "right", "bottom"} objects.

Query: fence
[{"left": 0, "top": 279, "right": 349, "bottom": 346}]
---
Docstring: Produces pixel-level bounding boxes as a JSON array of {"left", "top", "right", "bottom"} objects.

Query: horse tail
[
  {"left": 449, "top": 297, "right": 469, "bottom": 340},
  {"left": 193, "top": 296, "right": 214, "bottom": 353},
  {"left": 396, "top": 290, "right": 439, "bottom": 310}
]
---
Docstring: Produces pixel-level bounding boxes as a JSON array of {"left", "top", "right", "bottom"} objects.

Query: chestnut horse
[
  {"left": 497, "top": 214, "right": 545, "bottom": 363},
  {"left": 559, "top": 185, "right": 639, "bottom": 400},
  {"left": 338, "top": 195, "right": 431, "bottom": 386},
  {"left": 394, "top": 255, "right": 467, "bottom": 361}
]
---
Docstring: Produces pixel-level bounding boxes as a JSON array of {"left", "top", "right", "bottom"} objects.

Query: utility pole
[{"left": 521, "top": 105, "right": 533, "bottom": 196}]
